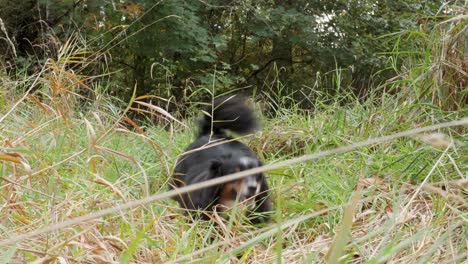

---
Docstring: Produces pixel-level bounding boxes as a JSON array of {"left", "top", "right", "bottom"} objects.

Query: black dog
[{"left": 170, "top": 95, "right": 272, "bottom": 223}]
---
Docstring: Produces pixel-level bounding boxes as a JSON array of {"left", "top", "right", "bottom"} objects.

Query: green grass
[
  {"left": 0, "top": 12, "right": 466, "bottom": 263},
  {"left": 0, "top": 82, "right": 465, "bottom": 263}
]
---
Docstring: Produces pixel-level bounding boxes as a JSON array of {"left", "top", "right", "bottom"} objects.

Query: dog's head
[{"left": 209, "top": 156, "right": 263, "bottom": 211}]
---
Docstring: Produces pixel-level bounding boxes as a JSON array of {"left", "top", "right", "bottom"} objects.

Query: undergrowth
[
  {"left": 0, "top": 13, "right": 466, "bottom": 264},
  {"left": 1, "top": 79, "right": 466, "bottom": 263}
]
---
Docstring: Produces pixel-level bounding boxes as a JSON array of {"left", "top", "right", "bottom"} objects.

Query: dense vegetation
[
  {"left": 1, "top": 0, "right": 465, "bottom": 111},
  {"left": 0, "top": 0, "right": 466, "bottom": 263}
]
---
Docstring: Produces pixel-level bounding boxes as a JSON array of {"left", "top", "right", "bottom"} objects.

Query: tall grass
[
  {"left": 381, "top": 9, "right": 467, "bottom": 113},
  {"left": 0, "top": 14, "right": 467, "bottom": 264}
]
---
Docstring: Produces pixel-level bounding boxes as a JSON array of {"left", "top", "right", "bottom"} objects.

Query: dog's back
[{"left": 170, "top": 95, "right": 272, "bottom": 222}]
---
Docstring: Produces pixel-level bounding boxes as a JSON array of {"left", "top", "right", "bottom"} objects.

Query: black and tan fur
[{"left": 169, "top": 95, "right": 272, "bottom": 223}]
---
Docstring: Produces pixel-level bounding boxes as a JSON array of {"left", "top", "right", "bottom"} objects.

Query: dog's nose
[
  {"left": 243, "top": 176, "right": 259, "bottom": 197},
  {"left": 247, "top": 185, "right": 257, "bottom": 195},
  {"left": 243, "top": 186, "right": 259, "bottom": 200}
]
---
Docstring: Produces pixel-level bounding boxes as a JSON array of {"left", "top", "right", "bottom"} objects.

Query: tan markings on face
[
  {"left": 217, "top": 176, "right": 261, "bottom": 212},
  {"left": 217, "top": 181, "right": 243, "bottom": 211}
]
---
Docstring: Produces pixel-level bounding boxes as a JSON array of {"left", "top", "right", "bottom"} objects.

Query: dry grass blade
[
  {"left": 93, "top": 173, "right": 127, "bottom": 202},
  {"left": 415, "top": 133, "right": 454, "bottom": 149},
  {"left": 84, "top": 118, "right": 97, "bottom": 146},
  {"left": 0, "top": 151, "right": 22, "bottom": 163},
  {"left": 27, "top": 95, "right": 51, "bottom": 115},
  {"left": 133, "top": 100, "right": 186, "bottom": 127},
  {"left": 95, "top": 145, "right": 135, "bottom": 162},
  {"left": 325, "top": 184, "right": 362, "bottom": 263},
  {"left": 421, "top": 184, "right": 466, "bottom": 208}
]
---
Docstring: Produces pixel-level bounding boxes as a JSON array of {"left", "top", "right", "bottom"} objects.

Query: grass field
[
  {"left": 0, "top": 80, "right": 466, "bottom": 263},
  {"left": 0, "top": 13, "right": 467, "bottom": 264}
]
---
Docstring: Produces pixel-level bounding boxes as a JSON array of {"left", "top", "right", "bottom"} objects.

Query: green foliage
[
  {"left": 1, "top": 77, "right": 465, "bottom": 262},
  {"left": 0, "top": 0, "right": 465, "bottom": 113},
  {"left": 381, "top": 8, "right": 467, "bottom": 111},
  {"left": 0, "top": 2, "right": 466, "bottom": 262},
  {"left": 106, "top": 0, "right": 214, "bottom": 60},
  {"left": 0, "top": 0, "right": 77, "bottom": 65}
]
